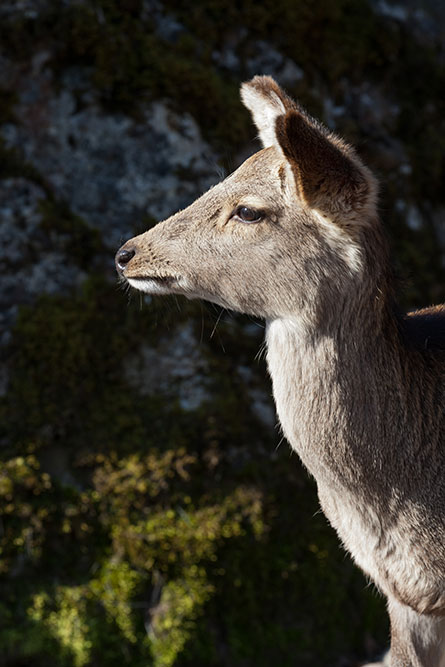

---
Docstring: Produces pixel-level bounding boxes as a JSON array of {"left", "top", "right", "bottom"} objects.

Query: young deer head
[
  {"left": 116, "top": 77, "right": 445, "bottom": 666},
  {"left": 116, "top": 76, "right": 381, "bottom": 330}
]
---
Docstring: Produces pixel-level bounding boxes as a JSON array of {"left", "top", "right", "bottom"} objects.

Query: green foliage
[
  {"left": 0, "top": 446, "right": 388, "bottom": 666},
  {"left": 0, "top": 455, "right": 52, "bottom": 573},
  {"left": 149, "top": 568, "right": 214, "bottom": 667},
  {"left": 90, "top": 561, "right": 141, "bottom": 643},
  {"left": 29, "top": 588, "right": 93, "bottom": 667}
]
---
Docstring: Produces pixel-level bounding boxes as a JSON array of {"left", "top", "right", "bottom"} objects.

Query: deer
[{"left": 115, "top": 75, "right": 445, "bottom": 666}]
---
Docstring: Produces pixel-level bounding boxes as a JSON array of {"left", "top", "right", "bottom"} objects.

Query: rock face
[
  {"left": 125, "top": 323, "right": 212, "bottom": 412},
  {"left": 0, "top": 178, "right": 83, "bottom": 337},
  {"left": 1, "top": 59, "right": 219, "bottom": 250},
  {"left": 0, "top": 2, "right": 444, "bottom": 667}
]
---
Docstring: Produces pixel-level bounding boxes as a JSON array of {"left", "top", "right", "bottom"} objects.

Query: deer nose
[{"left": 115, "top": 247, "right": 136, "bottom": 271}]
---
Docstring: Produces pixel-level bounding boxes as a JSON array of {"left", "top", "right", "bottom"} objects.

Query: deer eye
[{"left": 234, "top": 206, "right": 263, "bottom": 223}]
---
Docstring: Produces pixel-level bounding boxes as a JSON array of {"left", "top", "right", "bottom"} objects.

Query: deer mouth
[
  {"left": 128, "top": 275, "right": 175, "bottom": 285},
  {"left": 126, "top": 274, "right": 180, "bottom": 294}
]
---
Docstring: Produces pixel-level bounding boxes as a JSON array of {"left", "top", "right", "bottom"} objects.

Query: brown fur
[{"left": 116, "top": 76, "right": 445, "bottom": 666}]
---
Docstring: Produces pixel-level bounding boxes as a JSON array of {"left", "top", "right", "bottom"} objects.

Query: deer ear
[
  {"left": 240, "top": 75, "right": 296, "bottom": 148},
  {"left": 241, "top": 76, "right": 377, "bottom": 221},
  {"left": 275, "top": 110, "right": 376, "bottom": 220}
]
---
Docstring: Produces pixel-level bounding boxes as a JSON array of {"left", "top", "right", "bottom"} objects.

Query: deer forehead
[{"left": 205, "top": 146, "right": 292, "bottom": 211}]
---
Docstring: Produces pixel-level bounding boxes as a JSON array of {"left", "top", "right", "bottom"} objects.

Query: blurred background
[{"left": 0, "top": 1, "right": 444, "bottom": 666}]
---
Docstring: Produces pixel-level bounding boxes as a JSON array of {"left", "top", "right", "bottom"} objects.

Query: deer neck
[{"left": 265, "top": 305, "right": 398, "bottom": 490}]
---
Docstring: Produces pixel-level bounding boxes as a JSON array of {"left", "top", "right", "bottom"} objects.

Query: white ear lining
[{"left": 240, "top": 85, "right": 286, "bottom": 149}]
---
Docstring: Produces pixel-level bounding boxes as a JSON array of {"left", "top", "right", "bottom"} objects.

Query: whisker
[
  {"left": 210, "top": 307, "right": 225, "bottom": 340},
  {"left": 274, "top": 435, "right": 285, "bottom": 452},
  {"left": 255, "top": 340, "right": 267, "bottom": 362}
]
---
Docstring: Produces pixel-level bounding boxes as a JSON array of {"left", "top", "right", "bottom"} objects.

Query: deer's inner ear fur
[
  {"left": 240, "top": 75, "right": 296, "bottom": 148},
  {"left": 241, "top": 76, "right": 377, "bottom": 223}
]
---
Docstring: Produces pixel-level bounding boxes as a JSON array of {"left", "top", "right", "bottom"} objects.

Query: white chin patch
[{"left": 127, "top": 278, "right": 174, "bottom": 295}]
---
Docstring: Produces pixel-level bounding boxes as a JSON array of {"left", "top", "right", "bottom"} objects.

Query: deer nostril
[{"left": 116, "top": 247, "right": 136, "bottom": 271}]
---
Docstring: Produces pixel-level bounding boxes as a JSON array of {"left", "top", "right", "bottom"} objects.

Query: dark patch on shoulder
[{"left": 400, "top": 305, "right": 445, "bottom": 351}]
